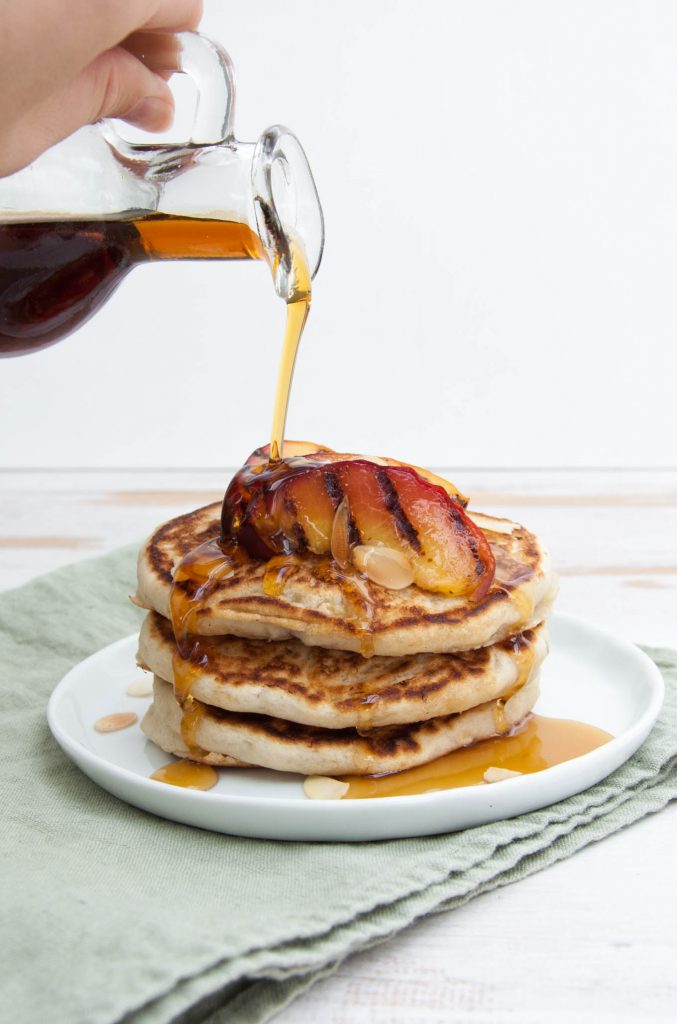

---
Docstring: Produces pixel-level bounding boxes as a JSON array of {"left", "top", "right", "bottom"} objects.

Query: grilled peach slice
[
  {"left": 245, "top": 443, "right": 468, "bottom": 505},
  {"left": 222, "top": 451, "right": 494, "bottom": 598}
]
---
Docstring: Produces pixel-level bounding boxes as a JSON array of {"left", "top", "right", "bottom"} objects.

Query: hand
[{"left": 0, "top": 0, "right": 203, "bottom": 177}]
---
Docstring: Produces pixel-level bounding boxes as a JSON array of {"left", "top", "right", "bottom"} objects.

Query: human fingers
[
  {"left": 0, "top": 46, "right": 174, "bottom": 177},
  {"left": 1, "top": 1, "right": 202, "bottom": 121}
]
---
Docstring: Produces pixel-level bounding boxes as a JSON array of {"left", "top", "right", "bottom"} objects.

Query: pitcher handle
[{"left": 104, "top": 30, "right": 236, "bottom": 148}]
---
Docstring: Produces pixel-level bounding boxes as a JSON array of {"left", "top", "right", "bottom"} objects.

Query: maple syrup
[
  {"left": 151, "top": 758, "right": 218, "bottom": 791},
  {"left": 179, "top": 697, "right": 211, "bottom": 758},
  {"left": 493, "top": 698, "right": 510, "bottom": 734},
  {"left": 342, "top": 715, "right": 613, "bottom": 798},
  {"left": 168, "top": 537, "right": 247, "bottom": 754},
  {"left": 0, "top": 214, "right": 264, "bottom": 356},
  {"left": 268, "top": 238, "right": 312, "bottom": 461},
  {"left": 262, "top": 554, "right": 303, "bottom": 596}
]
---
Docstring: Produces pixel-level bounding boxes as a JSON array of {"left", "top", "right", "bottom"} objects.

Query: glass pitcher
[{"left": 0, "top": 31, "right": 324, "bottom": 357}]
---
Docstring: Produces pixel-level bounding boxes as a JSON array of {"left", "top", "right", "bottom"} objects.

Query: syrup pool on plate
[{"left": 341, "top": 715, "right": 613, "bottom": 798}]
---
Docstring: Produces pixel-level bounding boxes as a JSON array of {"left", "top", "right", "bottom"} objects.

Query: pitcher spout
[{"left": 251, "top": 125, "right": 324, "bottom": 302}]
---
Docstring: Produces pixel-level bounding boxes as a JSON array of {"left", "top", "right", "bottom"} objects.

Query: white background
[{"left": 2, "top": 0, "right": 677, "bottom": 470}]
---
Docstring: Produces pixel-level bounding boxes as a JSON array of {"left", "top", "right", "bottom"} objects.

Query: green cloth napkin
[{"left": 1, "top": 547, "right": 676, "bottom": 1024}]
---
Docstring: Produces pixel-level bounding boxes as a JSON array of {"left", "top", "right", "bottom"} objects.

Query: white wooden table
[{"left": 2, "top": 468, "right": 675, "bottom": 1023}]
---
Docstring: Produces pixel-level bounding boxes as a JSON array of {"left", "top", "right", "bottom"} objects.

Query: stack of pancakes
[{"left": 134, "top": 501, "right": 558, "bottom": 781}]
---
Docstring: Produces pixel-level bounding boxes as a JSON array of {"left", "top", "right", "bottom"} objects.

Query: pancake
[
  {"left": 135, "top": 503, "right": 558, "bottom": 656},
  {"left": 138, "top": 610, "right": 548, "bottom": 729},
  {"left": 141, "top": 673, "right": 540, "bottom": 776}
]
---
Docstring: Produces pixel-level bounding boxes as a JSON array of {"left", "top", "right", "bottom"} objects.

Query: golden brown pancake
[
  {"left": 138, "top": 610, "right": 547, "bottom": 728},
  {"left": 135, "top": 503, "right": 558, "bottom": 656},
  {"left": 141, "top": 673, "right": 540, "bottom": 776}
]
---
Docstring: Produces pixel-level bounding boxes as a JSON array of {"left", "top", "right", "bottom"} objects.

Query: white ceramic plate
[{"left": 47, "top": 614, "right": 664, "bottom": 842}]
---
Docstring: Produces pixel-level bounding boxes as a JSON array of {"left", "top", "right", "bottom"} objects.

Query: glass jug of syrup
[{"left": 0, "top": 31, "right": 324, "bottom": 357}]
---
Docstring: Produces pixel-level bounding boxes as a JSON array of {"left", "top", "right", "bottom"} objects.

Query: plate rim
[{"left": 47, "top": 612, "right": 665, "bottom": 815}]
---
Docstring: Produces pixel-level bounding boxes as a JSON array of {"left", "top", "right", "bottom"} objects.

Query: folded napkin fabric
[{"left": 1, "top": 547, "right": 676, "bottom": 1024}]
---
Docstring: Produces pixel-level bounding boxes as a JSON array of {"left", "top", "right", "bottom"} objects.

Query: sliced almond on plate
[
  {"left": 303, "top": 776, "right": 349, "bottom": 800},
  {"left": 483, "top": 766, "right": 523, "bottom": 783},
  {"left": 94, "top": 712, "right": 138, "bottom": 733}
]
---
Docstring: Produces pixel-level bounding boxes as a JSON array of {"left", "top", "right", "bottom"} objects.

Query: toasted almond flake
[
  {"left": 94, "top": 712, "right": 138, "bottom": 733},
  {"left": 303, "top": 775, "right": 349, "bottom": 800},
  {"left": 126, "top": 677, "right": 153, "bottom": 698},
  {"left": 352, "top": 544, "right": 415, "bottom": 590},
  {"left": 330, "top": 499, "right": 351, "bottom": 569},
  {"left": 466, "top": 511, "right": 520, "bottom": 535},
  {"left": 128, "top": 593, "right": 146, "bottom": 608},
  {"left": 483, "top": 767, "right": 523, "bottom": 783}
]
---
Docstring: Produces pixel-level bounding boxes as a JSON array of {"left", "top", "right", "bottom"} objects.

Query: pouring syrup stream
[{"left": 268, "top": 238, "right": 312, "bottom": 461}]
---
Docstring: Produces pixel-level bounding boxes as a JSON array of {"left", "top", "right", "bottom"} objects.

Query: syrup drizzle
[
  {"left": 269, "top": 239, "right": 312, "bottom": 461},
  {"left": 492, "top": 698, "right": 510, "bottom": 734},
  {"left": 169, "top": 538, "right": 245, "bottom": 756},
  {"left": 262, "top": 554, "right": 302, "bottom": 597},
  {"left": 507, "top": 587, "right": 535, "bottom": 631},
  {"left": 151, "top": 759, "right": 218, "bottom": 791},
  {"left": 342, "top": 715, "right": 613, "bottom": 798}
]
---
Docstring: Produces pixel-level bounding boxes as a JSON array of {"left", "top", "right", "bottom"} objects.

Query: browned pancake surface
[
  {"left": 141, "top": 674, "right": 540, "bottom": 775},
  {"left": 136, "top": 503, "right": 557, "bottom": 655},
  {"left": 139, "top": 610, "right": 547, "bottom": 727}
]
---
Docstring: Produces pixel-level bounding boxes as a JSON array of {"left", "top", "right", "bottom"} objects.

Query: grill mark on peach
[
  {"left": 323, "top": 470, "right": 343, "bottom": 508},
  {"left": 281, "top": 494, "right": 309, "bottom": 552},
  {"left": 323, "top": 470, "right": 360, "bottom": 548},
  {"left": 464, "top": 526, "right": 484, "bottom": 577},
  {"left": 346, "top": 512, "right": 361, "bottom": 549},
  {"left": 447, "top": 502, "right": 494, "bottom": 589},
  {"left": 376, "top": 469, "right": 422, "bottom": 553},
  {"left": 291, "top": 522, "right": 308, "bottom": 552}
]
